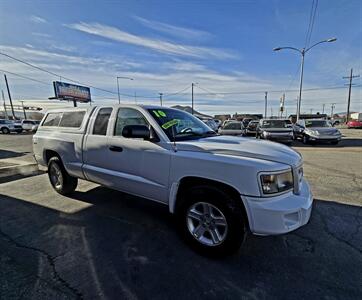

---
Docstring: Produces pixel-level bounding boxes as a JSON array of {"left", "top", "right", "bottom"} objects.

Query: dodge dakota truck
[{"left": 33, "top": 105, "right": 313, "bottom": 256}]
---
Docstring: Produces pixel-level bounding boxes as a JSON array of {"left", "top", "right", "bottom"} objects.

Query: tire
[
  {"left": 1, "top": 127, "right": 10, "bottom": 134},
  {"left": 176, "top": 185, "right": 246, "bottom": 257},
  {"left": 302, "top": 135, "right": 309, "bottom": 144},
  {"left": 331, "top": 140, "right": 339, "bottom": 145},
  {"left": 47, "top": 156, "right": 78, "bottom": 195}
]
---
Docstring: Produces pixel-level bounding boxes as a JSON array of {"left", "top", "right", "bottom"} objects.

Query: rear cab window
[
  {"left": 59, "top": 111, "right": 86, "bottom": 128},
  {"left": 42, "top": 113, "right": 62, "bottom": 127},
  {"left": 93, "top": 108, "right": 112, "bottom": 135}
]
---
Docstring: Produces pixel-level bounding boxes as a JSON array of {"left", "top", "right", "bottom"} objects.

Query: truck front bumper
[{"left": 241, "top": 178, "right": 313, "bottom": 235}]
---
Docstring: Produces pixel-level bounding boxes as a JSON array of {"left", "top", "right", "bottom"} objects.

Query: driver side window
[{"left": 114, "top": 108, "right": 148, "bottom": 136}]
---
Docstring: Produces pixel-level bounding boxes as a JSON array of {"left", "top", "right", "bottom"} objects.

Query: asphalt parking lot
[{"left": 0, "top": 129, "right": 361, "bottom": 299}]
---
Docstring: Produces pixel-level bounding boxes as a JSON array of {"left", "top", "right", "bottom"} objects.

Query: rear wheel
[
  {"left": 177, "top": 185, "right": 246, "bottom": 257},
  {"left": 48, "top": 157, "right": 78, "bottom": 195},
  {"left": 1, "top": 127, "right": 10, "bottom": 134}
]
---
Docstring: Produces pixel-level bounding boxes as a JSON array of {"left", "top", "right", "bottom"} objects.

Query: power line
[
  {"left": 187, "top": 84, "right": 361, "bottom": 96},
  {"left": 164, "top": 85, "right": 190, "bottom": 97},
  {"left": 304, "top": 0, "right": 319, "bottom": 48},
  {"left": 0, "top": 51, "right": 136, "bottom": 97},
  {"left": 0, "top": 69, "right": 51, "bottom": 86}
]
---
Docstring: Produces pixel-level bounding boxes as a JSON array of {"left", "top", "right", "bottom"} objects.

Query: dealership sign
[{"left": 53, "top": 81, "right": 91, "bottom": 103}]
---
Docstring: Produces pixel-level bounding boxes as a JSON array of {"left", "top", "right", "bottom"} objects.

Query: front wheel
[
  {"left": 1, "top": 127, "right": 10, "bottom": 134},
  {"left": 177, "top": 186, "right": 246, "bottom": 257},
  {"left": 48, "top": 157, "right": 78, "bottom": 195}
]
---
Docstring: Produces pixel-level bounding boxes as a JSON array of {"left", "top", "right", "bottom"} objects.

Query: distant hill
[{"left": 171, "top": 105, "right": 213, "bottom": 119}]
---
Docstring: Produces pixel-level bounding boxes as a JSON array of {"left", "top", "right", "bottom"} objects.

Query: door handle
[{"left": 109, "top": 146, "right": 123, "bottom": 152}]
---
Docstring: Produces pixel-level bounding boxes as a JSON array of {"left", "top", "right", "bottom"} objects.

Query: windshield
[
  {"left": 148, "top": 108, "right": 216, "bottom": 141},
  {"left": 261, "top": 120, "right": 291, "bottom": 128},
  {"left": 305, "top": 120, "right": 331, "bottom": 128}
]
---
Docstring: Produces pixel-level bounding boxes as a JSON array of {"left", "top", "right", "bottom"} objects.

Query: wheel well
[
  {"left": 175, "top": 176, "right": 249, "bottom": 227},
  {"left": 44, "top": 150, "right": 60, "bottom": 164}
]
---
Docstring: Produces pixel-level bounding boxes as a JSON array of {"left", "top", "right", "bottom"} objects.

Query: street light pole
[
  {"left": 116, "top": 76, "right": 134, "bottom": 104},
  {"left": 297, "top": 50, "right": 305, "bottom": 121},
  {"left": 191, "top": 83, "right": 194, "bottom": 115},
  {"left": 273, "top": 38, "right": 337, "bottom": 122}
]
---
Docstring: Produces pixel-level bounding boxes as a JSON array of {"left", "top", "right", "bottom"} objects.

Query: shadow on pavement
[
  {"left": 0, "top": 149, "right": 30, "bottom": 159},
  {"left": 0, "top": 188, "right": 361, "bottom": 299}
]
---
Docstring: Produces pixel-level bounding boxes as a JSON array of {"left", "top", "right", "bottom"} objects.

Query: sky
[{"left": 0, "top": 0, "right": 361, "bottom": 116}]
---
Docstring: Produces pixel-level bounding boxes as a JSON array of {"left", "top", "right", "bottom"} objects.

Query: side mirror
[{"left": 122, "top": 125, "right": 150, "bottom": 140}]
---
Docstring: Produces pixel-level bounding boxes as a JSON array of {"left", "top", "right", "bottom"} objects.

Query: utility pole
[
  {"left": 20, "top": 100, "right": 27, "bottom": 119},
  {"left": 134, "top": 92, "right": 137, "bottom": 104},
  {"left": 159, "top": 93, "right": 163, "bottom": 106},
  {"left": 343, "top": 68, "right": 360, "bottom": 123},
  {"left": 1, "top": 90, "right": 8, "bottom": 119},
  {"left": 310, "top": 108, "right": 313, "bottom": 114},
  {"left": 264, "top": 92, "right": 268, "bottom": 118},
  {"left": 331, "top": 103, "right": 336, "bottom": 119},
  {"left": 322, "top": 103, "right": 325, "bottom": 114},
  {"left": 191, "top": 83, "right": 195, "bottom": 115},
  {"left": 4, "top": 74, "right": 15, "bottom": 120}
]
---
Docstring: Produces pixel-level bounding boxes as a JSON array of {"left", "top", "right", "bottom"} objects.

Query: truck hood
[{"left": 176, "top": 135, "right": 302, "bottom": 167}]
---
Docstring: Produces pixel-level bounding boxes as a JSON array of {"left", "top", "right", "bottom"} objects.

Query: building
[{"left": 288, "top": 113, "right": 327, "bottom": 123}]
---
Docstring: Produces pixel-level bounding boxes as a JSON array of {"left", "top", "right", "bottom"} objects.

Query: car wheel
[
  {"left": 331, "top": 141, "right": 339, "bottom": 145},
  {"left": 1, "top": 127, "right": 10, "bottom": 134},
  {"left": 302, "top": 135, "right": 309, "bottom": 144},
  {"left": 177, "top": 185, "right": 246, "bottom": 257},
  {"left": 48, "top": 156, "right": 78, "bottom": 195}
]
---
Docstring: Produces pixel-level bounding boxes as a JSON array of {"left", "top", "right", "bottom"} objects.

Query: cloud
[
  {"left": 1, "top": 44, "right": 359, "bottom": 115},
  {"left": 32, "top": 32, "right": 51, "bottom": 38},
  {"left": 133, "top": 16, "right": 212, "bottom": 40},
  {"left": 66, "top": 22, "right": 236, "bottom": 59},
  {"left": 30, "top": 15, "right": 47, "bottom": 24}
]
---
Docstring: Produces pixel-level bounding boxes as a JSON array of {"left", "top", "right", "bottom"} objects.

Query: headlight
[
  {"left": 309, "top": 130, "right": 319, "bottom": 136},
  {"left": 263, "top": 131, "right": 269, "bottom": 136},
  {"left": 260, "top": 171, "right": 294, "bottom": 195}
]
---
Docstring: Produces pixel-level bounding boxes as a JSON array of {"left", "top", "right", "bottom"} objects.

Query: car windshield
[
  {"left": 261, "top": 120, "right": 290, "bottom": 128},
  {"left": 305, "top": 120, "right": 331, "bottom": 128},
  {"left": 148, "top": 108, "right": 216, "bottom": 141}
]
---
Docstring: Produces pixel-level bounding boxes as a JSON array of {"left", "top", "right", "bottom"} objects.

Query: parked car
[
  {"left": 256, "top": 119, "right": 294, "bottom": 144},
  {"left": 33, "top": 105, "right": 313, "bottom": 256},
  {"left": 242, "top": 118, "right": 253, "bottom": 128},
  {"left": 295, "top": 119, "right": 342, "bottom": 144},
  {"left": 347, "top": 120, "right": 362, "bottom": 129},
  {"left": 218, "top": 121, "right": 246, "bottom": 136},
  {"left": 347, "top": 112, "right": 362, "bottom": 128},
  {"left": 213, "top": 119, "right": 222, "bottom": 128},
  {"left": 0, "top": 119, "right": 23, "bottom": 134},
  {"left": 21, "top": 119, "right": 39, "bottom": 131},
  {"left": 201, "top": 119, "right": 218, "bottom": 131},
  {"left": 246, "top": 120, "right": 259, "bottom": 136},
  {"left": 31, "top": 120, "right": 41, "bottom": 132}
]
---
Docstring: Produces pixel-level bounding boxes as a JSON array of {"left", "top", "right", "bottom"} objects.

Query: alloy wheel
[{"left": 186, "top": 202, "right": 228, "bottom": 246}]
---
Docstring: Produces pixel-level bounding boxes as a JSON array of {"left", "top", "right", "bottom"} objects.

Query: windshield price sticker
[{"left": 162, "top": 119, "right": 179, "bottom": 129}]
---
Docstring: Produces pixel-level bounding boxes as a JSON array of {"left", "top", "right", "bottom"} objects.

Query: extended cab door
[{"left": 83, "top": 107, "right": 171, "bottom": 204}]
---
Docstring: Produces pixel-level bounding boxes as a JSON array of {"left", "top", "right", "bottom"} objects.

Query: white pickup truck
[{"left": 33, "top": 105, "right": 313, "bottom": 256}]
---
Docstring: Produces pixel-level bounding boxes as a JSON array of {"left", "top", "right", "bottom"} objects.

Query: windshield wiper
[{"left": 175, "top": 130, "right": 216, "bottom": 138}]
